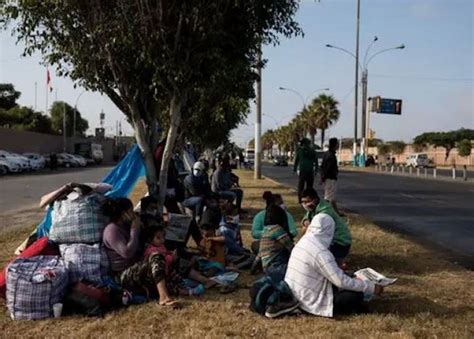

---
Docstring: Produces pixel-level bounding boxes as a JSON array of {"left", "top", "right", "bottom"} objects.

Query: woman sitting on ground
[
  {"left": 101, "top": 197, "right": 178, "bottom": 306},
  {"left": 251, "top": 191, "right": 298, "bottom": 255},
  {"left": 259, "top": 204, "right": 295, "bottom": 282},
  {"left": 284, "top": 213, "right": 383, "bottom": 317}
]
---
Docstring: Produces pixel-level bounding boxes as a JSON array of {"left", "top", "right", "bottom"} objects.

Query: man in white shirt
[{"left": 284, "top": 213, "right": 383, "bottom": 317}]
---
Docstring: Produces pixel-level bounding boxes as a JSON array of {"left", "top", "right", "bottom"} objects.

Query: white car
[
  {"left": 23, "top": 153, "right": 46, "bottom": 170},
  {"left": 0, "top": 151, "right": 29, "bottom": 172},
  {"left": 70, "top": 154, "right": 87, "bottom": 167},
  {"left": 406, "top": 153, "right": 430, "bottom": 168},
  {"left": 0, "top": 158, "right": 21, "bottom": 174}
]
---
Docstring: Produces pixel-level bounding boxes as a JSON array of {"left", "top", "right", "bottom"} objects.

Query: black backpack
[{"left": 249, "top": 276, "right": 295, "bottom": 315}]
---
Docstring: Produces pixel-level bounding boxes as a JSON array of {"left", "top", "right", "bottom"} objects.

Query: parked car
[
  {"left": 70, "top": 154, "right": 87, "bottom": 167},
  {"left": 0, "top": 151, "right": 31, "bottom": 171},
  {"left": 272, "top": 155, "right": 288, "bottom": 167},
  {"left": 406, "top": 153, "right": 430, "bottom": 168},
  {"left": 56, "top": 153, "right": 76, "bottom": 168},
  {"left": 0, "top": 158, "right": 21, "bottom": 174},
  {"left": 23, "top": 153, "right": 46, "bottom": 170}
]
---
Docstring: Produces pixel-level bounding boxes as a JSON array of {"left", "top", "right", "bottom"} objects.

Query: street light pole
[
  {"left": 255, "top": 45, "right": 262, "bottom": 180},
  {"left": 74, "top": 90, "right": 86, "bottom": 138},
  {"left": 354, "top": 0, "right": 361, "bottom": 166}
]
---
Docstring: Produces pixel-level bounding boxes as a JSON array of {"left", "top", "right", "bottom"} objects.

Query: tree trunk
[
  {"left": 310, "top": 132, "right": 315, "bottom": 146},
  {"left": 158, "top": 93, "right": 183, "bottom": 211},
  {"left": 320, "top": 129, "right": 325, "bottom": 148},
  {"left": 133, "top": 118, "right": 158, "bottom": 198}
]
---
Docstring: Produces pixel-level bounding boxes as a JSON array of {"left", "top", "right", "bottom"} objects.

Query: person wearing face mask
[
  {"left": 285, "top": 213, "right": 383, "bottom": 317},
  {"left": 300, "top": 188, "right": 351, "bottom": 266},
  {"left": 182, "top": 161, "right": 212, "bottom": 220},
  {"left": 251, "top": 191, "right": 298, "bottom": 255}
]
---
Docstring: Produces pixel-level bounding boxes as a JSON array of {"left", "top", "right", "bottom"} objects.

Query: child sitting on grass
[{"left": 142, "top": 215, "right": 216, "bottom": 295}]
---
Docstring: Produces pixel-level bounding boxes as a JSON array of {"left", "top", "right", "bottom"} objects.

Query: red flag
[{"left": 46, "top": 69, "right": 53, "bottom": 92}]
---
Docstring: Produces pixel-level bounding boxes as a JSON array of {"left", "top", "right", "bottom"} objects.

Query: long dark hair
[
  {"left": 264, "top": 204, "right": 293, "bottom": 240},
  {"left": 101, "top": 197, "right": 133, "bottom": 223}
]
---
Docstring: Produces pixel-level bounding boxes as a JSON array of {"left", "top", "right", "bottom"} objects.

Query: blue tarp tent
[{"left": 36, "top": 145, "right": 146, "bottom": 237}]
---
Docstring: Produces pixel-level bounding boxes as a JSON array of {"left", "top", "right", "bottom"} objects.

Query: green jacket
[
  {"left": 252, "top": 209, "right": 298, "bottom": 240},
  {"left": 302, "top": 199, "right": 352, "bottom": 246},
  {"left": 293, "top": 145, "right": 318, "bottom": 173}
]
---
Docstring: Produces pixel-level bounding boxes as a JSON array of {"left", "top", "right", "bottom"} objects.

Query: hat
[{"left": 193, "top": 161, "right": 205, "bottom": 171}]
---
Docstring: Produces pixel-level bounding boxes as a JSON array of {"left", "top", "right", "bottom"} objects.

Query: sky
[{"left": 1, "top": 0, "right": 473, "bottom": 146}]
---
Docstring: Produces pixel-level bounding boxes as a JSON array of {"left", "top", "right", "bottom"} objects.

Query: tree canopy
[
  {"left": 414, "top": 128, "right": 474, "bottom": 160},
  {"left": 0, "top": 105, "right": 54, "bottom": 134},
  {"left": 50, "top": 101, "right": 89, "bottom": 137},
  {"left": 457, "top": 139, "right": 472, "bottom": 158},
  {"left": 0, "top": 83, "right": 21, "bottom": 110},
  {"left": 2, "top": 0, "right": 302, "bottom": 205}
]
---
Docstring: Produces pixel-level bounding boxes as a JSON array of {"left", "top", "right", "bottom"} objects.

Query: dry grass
[{"left": 1, "top": 170, "right": 473, "bottom": 338}]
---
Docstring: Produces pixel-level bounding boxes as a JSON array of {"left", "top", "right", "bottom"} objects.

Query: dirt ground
[{"left": 0, "top": 170, "right": 473, "bottom": 338}]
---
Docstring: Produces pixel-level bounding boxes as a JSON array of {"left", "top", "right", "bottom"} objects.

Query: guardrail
[{"left": 374, "top": 164, "right": 470, "bottom": 182}]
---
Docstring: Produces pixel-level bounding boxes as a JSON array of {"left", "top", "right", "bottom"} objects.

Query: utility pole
[
  {"left": 63, "top": 102, "right": 67, "bottom": 152},
  {"left": 353, "top": 0, "right": 361, "bottom": 166},
  {"left": 360, "top": 69, "right": 368, "bottom": 165},
  {"left": 255, "top": 45, "right": 262, "bottom": 179},
  {"left": 34, "top": 82, "right": 38, "bottom": 111}
]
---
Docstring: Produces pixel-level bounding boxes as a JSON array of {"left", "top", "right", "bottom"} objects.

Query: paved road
[
  {"left": 0, "top": 167, "right": 113, "bottom": 214},
  {"left": 263, "top": 163, "right": 474, "bottom": 269},
  {"left": 372, "top": 166, "right": 473, "bottom": 182}
]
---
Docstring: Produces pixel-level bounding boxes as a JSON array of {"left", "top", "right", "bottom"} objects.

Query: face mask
[
  {"left": 193, "top": 169, "right": 203, "bottom": 177},
  {"left": 279, "top": 204, "right": 286, "bottom": 210},
  {"left": 231, "top": 215, "right": 240, "bottom": 225},
  {"left": 302, "top": 202, "right": 315, "bottom": 211}
]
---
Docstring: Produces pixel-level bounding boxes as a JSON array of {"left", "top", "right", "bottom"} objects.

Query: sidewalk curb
[{"left": 262, "top": 175, "right": 298, "bottom": 193}]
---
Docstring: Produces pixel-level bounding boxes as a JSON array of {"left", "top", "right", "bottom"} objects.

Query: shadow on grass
[
  {"left": 369, "top": 294, "right": 471, "bottom": 319},
  {"left": 348, "top": 253, "right": 453, "bottom": 275}
]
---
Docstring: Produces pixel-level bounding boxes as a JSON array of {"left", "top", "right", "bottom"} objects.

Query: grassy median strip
[{"left": 1, "top": 170, "right": 473, "bottom": 338}]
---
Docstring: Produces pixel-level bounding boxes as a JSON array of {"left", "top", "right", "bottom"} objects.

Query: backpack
[{"left": 249, "top": 275, "right": 295, "bottom": 315}]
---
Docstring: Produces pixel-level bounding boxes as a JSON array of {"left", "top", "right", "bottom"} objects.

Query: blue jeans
[
  {"left": 219, "top": 189, "right": 243, "bottom": 209},
  {"left": 182, "top": 196, "right": 205, "bottom": 217}
]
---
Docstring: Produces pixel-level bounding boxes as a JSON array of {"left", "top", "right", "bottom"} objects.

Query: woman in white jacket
[{"left": 284, "top": 213, "right": 383, "bottom": 317}]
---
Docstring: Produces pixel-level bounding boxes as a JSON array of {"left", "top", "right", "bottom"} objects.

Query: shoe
[
  {"left": 265, "top": 300, "right": 299, "bottom": 319},
  {"left": 250, "top": 257, "right": 262, "bottom": 275},
  {"left": 188, "top": 284, "right": 205, "bottom": 296}
]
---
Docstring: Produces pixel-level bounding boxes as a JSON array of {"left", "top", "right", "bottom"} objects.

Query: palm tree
[
  {"left": 309, "top": 94, "right": 340, "bottom": 148},
  {"left": 298, "top": 107, "right": 318, "bottom": 145}
]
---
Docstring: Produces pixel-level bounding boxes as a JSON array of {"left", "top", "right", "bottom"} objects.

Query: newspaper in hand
[
  {"left": 165, "top": 213, "right": 192, "bottom": 243},
  {"left": 354, "top": 268, "right": 397, "bottom": 286}
]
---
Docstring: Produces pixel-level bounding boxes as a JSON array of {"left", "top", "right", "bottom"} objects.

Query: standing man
[
  {"left": 321, "top": 137, "right": 340, "bottom": 214},
  {"left": 293, "top": 138, "right": 318, "bottom": 203}
]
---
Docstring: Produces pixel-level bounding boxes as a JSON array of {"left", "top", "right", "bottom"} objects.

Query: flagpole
[
  {"left": 34, "top": 82, "right": 37, "bottom": 111},
  {"left": 45, "top": 73, "right": 48, "bottom": 114}
]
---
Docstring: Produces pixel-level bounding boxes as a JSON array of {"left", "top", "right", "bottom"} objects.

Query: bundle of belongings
[{"left": 0, "top": 183, "right": 117, "bottom": 320}]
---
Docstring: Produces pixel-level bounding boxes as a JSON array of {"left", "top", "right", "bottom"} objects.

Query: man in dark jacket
[
  {"left": 293, "top": 138, "right": 318, "bottom": 203},
  {"left": 320, "top": 137, "right": 340, "bottom": 213},
  {"left": 182, "top": 161, "right": 211, "bottom": 219},
  {"left": 211, "top": 157, "right": 244, "bottom": 211}
]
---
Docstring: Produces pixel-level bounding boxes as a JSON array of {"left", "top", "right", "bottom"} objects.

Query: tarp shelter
[{"left": 36, "top": 145, "right": 146, "bottom": 237}]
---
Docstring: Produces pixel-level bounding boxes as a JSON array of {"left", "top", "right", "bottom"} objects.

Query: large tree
[
  {"left": 0, "top": 105, "right": 54, "bottom": 134},
  {"left": 50, "top": 101, "right": 89, "bottom": 137},
  {"left": 310, "top": 93, "right": 340, "bottom": 148},
  {"left": 2, "top": 1, "right": 301, "bottom": 206},
  {"left": 414, "top": 128, "right": 474, "bottom": 161},
  {"left": 0, "top": 83, "right": 21, "bottom": 110}
]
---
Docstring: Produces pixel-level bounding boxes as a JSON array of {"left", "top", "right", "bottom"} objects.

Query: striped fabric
[
  {"left": 6, "top": 256, "right": 68, "bottom": 320},
  {"left": 259, "top": 224, "right": 293, "bottom": 269},
  {"left": 285, "top": 214, "right": 374, "bottom": 318},
  {"left": 59, "top": 243, "right": 110, "bottom": 284},
  {"left": 49, "top": 193, "right": 108, "bottom": 244}
]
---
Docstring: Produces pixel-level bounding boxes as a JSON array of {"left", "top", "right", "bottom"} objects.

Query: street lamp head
[
  {"left": 325, "top": 44, "right": 333, "bottom": 48},
  {"left": 278, "top": 86, "right": 286, "bottom": 90},
  {"left": 398, "top": 44, "right": 405, "bottom": 49},
  {"left": 323, "top": 88, "right": 330, "bottom": 91},
  {"left": 373, "top": 36, "right": 378, "bottom": 42}
]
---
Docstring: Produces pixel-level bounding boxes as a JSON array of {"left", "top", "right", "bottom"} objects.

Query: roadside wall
[
  {"left": 0, "top": 127, "right": 116, "bottom": 164},
  {"left": 338, "top": 144, "right": 474, "bottom": 166}
]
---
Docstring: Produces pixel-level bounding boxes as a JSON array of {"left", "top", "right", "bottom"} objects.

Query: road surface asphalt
[{"left": 262, "top": 163, "right": 474, "bottom": 270}]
